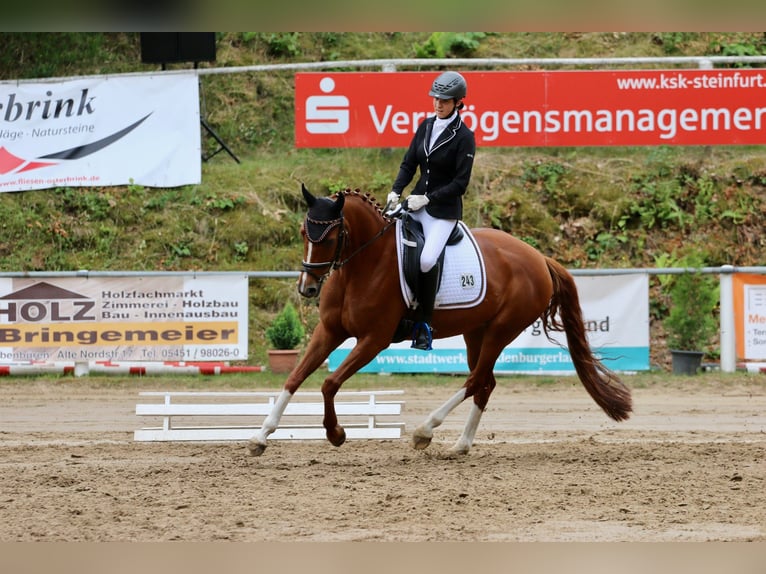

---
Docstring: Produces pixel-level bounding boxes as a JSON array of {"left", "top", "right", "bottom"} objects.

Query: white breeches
[{"left": 409, "top": 209, "right": 457, "bottom": 273}]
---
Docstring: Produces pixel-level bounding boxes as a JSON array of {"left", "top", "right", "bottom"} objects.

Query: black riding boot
[{"left": 412, "top": 266, "right": 439, "bottom": 351}]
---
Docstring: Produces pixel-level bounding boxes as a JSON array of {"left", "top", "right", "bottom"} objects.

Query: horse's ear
[
  {"left": 334, "top": 193, "right": 345, "bottom": 211},
  {"left": 301, "top": 183, "right": 315, "bottom": 207}
]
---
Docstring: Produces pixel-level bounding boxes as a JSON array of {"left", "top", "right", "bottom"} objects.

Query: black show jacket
[{"left": 391, "top": 113, "right": 476, "bottom": 220}]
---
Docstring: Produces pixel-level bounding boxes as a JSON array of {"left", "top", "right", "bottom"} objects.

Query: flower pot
[
  {"left": 267, "top": 349, "right": 300, "bottom": 374},
  {"left": 670, "top": 349, "right": 704, "bottom": 376}
]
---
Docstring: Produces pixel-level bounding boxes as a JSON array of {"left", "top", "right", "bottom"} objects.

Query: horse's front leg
[
  {"left": 247, "top": 388, "right": 293, "bottom": 457},
  {"left": 248, "top": 323, "right": 341, "bottom": 457},
  {"left": 321, "top": 335, "right": 390, "bottom": 447}
]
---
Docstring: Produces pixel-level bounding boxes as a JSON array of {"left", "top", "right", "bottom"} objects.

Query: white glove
[
  {"left": 384, "top": 191, "right": 401, "bottom": 215},
  {"left": 406, "top": 194, "right": 430, "bottom": 211}
]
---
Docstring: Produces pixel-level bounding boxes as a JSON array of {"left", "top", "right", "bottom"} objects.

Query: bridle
[{"left": 301, "top": 212, "right": 395, "bottom": 290}]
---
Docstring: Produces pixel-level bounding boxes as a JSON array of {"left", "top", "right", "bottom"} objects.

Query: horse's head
[{"left": 298, "top": 184, "right": 346, "bottom": 298}]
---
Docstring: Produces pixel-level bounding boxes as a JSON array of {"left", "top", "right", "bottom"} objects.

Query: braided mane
[{"left": 335, "top": 188, "right": 388, "bottom": 221}]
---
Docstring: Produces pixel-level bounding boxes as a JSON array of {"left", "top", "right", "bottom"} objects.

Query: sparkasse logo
[{"left": 304, "top": 77, "right": 349, "bottom": 134}]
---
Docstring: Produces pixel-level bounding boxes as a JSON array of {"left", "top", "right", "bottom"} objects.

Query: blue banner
[{"left": 328, "top": 274, "right": 650, "bottom": 375}]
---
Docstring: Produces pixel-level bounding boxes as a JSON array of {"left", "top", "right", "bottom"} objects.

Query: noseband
[{"left": 301, "top": 213, "right": 347, "bottom": 288}]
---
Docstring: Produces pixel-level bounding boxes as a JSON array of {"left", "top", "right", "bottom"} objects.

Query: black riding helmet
[{"left": 428, "top": 71, "right": 467, "bottom": 105}]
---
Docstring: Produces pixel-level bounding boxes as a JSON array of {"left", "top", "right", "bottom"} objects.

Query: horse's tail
[{"left": 542, "top": 258, "right": 632, "bottom": 421}]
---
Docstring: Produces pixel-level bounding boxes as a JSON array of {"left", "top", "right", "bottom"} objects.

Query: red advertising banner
[{"left": 295, "top": 70, "right": 766, "bottom": 148}]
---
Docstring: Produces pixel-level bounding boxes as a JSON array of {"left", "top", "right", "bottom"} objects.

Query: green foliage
[
  {"left": 262, "top": 33, "right": 302, "bottom": 57},
  {"left": 0, "top": 33, "right": 109, "bottom": 79},
  {"left": 413, "top": 32, "right": 487, "bottom": 58},
  {"left": 626, "top": 177, "right": 687, "bottom": 230},
  {"left": 652, "top": 33, "right": 695, "bottom": 55},
  {"left": 584, "top": 231, "right": 629, "bottom": 263},
  {"left": 715, "top": 36, "right": 766, "bottom": 67},
  {"left": 521, "top": 160, "right": 567, "bottom": 189},
  {"left": 620, "top": 162, "right": 756, "bottom": 241},
  {"left": 265, "top": 302, "right": 305, "bottom": 350},
  {"left": 663, "top": 253, "right": 719, "bottom": 352},
  {"left": 233, "top": 241, "right": 249, "bottom": 261},
  {"left": 58, "top": 187, "right": 115, "bottom": 220}
]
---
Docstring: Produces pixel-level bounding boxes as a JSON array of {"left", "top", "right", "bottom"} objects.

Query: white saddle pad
[{"left": 395, "top": 219, "right": 486, "bottom": 310}]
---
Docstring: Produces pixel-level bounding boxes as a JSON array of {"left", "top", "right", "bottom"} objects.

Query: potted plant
[
  {"left": 664, "top": 253, "right": 719, "bottom": 375},
  {"left": 265, "top": 302, "right": 305, "bottom": 373}
]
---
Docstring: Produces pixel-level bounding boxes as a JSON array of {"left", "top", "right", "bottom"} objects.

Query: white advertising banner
[
  {"left": 0, "top": 275, "right": 248, "bottom": 363},
  {"left": 329, "top": 273, "right": 650, "bottom": 374},
  {"left": 0, "top": 73, "right": 200, "bottom": 191}
]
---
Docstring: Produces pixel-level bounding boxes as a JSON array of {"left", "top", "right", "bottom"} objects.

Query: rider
[{"left": 387, "top": 71, "right": 476, "bottom": 350}]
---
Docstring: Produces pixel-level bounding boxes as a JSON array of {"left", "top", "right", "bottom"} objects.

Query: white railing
[{"left": 7, "top": 55, "right": 766, "bottom": 85}]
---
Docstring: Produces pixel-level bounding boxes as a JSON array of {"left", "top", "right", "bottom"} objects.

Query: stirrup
[{"left": 411, "top": 321, "right": 433, "bottom": 351}]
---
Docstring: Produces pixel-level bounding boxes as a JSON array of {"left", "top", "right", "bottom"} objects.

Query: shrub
[
  {"left": 265, "top": 302, "right": 305, "bottom": 350},
  {"left": 664, "top": 254, "right": 719, "bottom": 351}
]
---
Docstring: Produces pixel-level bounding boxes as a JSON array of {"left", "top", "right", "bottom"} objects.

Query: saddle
[
  {"left": 390, "top": 212, "right": 486, "bottom": 344},
  {"left": 399, "top": 212, "right": 464, "bottom": 297}
]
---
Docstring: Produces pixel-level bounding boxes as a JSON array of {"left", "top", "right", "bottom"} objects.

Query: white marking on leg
[
  {"left": 451, "top": 402, "right": 483, "bottom": 454},
  {"left": 251, "top": 389, "right": 292, "bottom": 444},
  {"left": 417, "top": 387, "right": 467, "bottom": 436}
]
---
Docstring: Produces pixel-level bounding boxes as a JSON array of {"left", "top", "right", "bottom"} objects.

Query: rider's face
[{"left": 433, "top": 97, "right": 457, "bottom": 119}]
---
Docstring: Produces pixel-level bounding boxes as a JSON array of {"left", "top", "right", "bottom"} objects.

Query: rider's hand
[
  {"left": 406, "top": 194, "right": 429, "bottom": 211},
  {"left": 384, "top": 191, "right": 400, "bottom": 214}
]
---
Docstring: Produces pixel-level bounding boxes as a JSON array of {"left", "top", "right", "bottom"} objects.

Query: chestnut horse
[{"left": 247, "top": 186, "right": 632, "bottom": 456}]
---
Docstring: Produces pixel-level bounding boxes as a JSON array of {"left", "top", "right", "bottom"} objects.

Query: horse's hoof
[
  {"left": 412, "top": 429, "right": 432, "bottom": 450},
  {"left": 448, "top": 443, "right": 470, "bottom": 455},
  {"left": 327, "top": 426, "right": 346, "bottom": 447},
  {"left": 247, "top": 440, "right": 267, "bottom": 457}
]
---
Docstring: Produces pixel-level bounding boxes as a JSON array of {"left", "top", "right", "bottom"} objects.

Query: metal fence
[{"left": 10, "top": 55, "right": 766, "bottom": 86}]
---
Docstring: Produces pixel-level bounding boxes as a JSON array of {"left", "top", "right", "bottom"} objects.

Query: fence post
[{"left": 719, "top": 265, "right": 736, "bottom": 372}]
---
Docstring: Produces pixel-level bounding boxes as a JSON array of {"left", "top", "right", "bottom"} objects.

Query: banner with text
[
  {"left": 328, "top": 274, "right": 649, "bottom": 374},
  {"left": 733, "top": 273, "right": 766, "bottom": 360},
  {"left": 296, "top": 70, "right": 766, "bottom": 148},
  {"left": 0, "top": 275, "right": 248, "bottom": 363},
  {"left": 0, "top": 73, "right": 201, "bottom": 191}
]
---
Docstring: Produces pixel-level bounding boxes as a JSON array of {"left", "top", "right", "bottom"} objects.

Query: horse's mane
[{"left": 334, "top": 188, "right": 389, "bottom": 222}]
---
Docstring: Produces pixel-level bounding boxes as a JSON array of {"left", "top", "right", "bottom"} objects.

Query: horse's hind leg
[
  {"left": 449, "top": 331, "right": 509, "bottom": 454},
  {"left": 412, "top": 370, "right": 494, "bottom": 454},
  {"left": 412, "top": 387, "right": 468, "bottom": 450},
  {"left": 412, "top": 329, "right": 488, "bottom": 452},
  {"left": 451, "top": 371, "right": 496, "bottom": 454}
]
